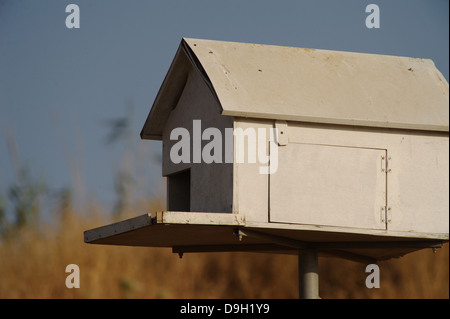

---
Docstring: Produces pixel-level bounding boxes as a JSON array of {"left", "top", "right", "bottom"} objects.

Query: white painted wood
[
  {"left": 270, "top": 142, "right": 387, "bottom": 230},
  {"left": 183, "top": 38, "right": 449, "bottom": 132},
  {"left": 386, "top": 133, "right": 449, "bottom": 233},
  {"left": 275, "top": 120, "right": 288, "bottom": 146},
  {"left": 84, "top": 211, "right": 447, "bottom": 261},
  {"left": 285, "top": 122, "right": 449, "bottom": 235},
  {"left": 161, "top": 68, "right": 234, "bottom": 213},
  {"left": 158, "top": 211, "right": 245, "bottom": 225},
  {"left": 244, "top": 219, "right": 448, "bottom": 241},
  {"left": 232, "top": 119, "right": 272, "bottom": 222},
  {"left": 129, "top": 38, "right": 449, "bottom": 257},
  {"left": 142, "top": 38, "right": 449, "bottom": 139},
  {"left": 140, "top": 44, "right": 191, "bottom": 140}
]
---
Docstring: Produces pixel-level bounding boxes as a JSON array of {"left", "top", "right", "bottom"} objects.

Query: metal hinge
[
  {"left": 381, "top": 155, "right": 392, "bottom": 173},
  {"left": 387, "top": 207, "right": 392, "bottom": 223},
  {"left": 381, "top": 206, "right": 392, "bottom": 224}
]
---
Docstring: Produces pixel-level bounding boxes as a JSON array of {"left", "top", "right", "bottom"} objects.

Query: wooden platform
[{"left": 84, "top": 211, "right": 446, "bottom": 263}]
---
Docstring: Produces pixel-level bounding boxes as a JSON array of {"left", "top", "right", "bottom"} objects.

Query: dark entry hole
[{"left": 167, "top": 169, "right": 190, "bottom": 211}]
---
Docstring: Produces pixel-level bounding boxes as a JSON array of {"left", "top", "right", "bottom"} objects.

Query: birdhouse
[{"left": 85, "top": 38, "right": 449, "bottom": 262}]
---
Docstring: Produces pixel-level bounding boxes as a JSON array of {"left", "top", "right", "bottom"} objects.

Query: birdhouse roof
[{"left": 141, "top": 38, "right": 449, "bottom": 140}]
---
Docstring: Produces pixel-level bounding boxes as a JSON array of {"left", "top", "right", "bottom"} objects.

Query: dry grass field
[{"left": 0, "top": 199, "right": 448, "bottom": 299}]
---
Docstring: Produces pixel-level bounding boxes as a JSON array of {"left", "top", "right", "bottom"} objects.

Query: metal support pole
[{"left": 298, "top": 249, "right": 319, "bottom": 299}]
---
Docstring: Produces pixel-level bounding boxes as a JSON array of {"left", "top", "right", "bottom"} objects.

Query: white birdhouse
[{"left": 85, "top": 38, "right": 449, "bottom": 262}]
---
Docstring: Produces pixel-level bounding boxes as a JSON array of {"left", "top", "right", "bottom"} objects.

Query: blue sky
[{"left": 0, "top": 0, "right": 448, "bottom": 215}]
